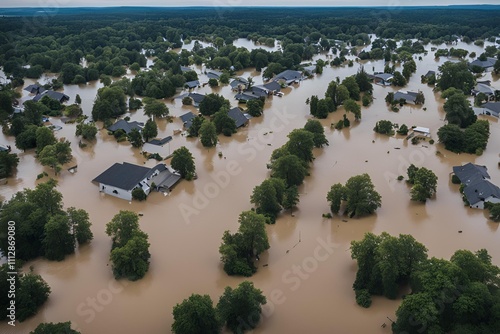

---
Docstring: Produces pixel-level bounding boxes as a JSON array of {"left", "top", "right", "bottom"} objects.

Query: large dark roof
[
  {"left": 148, "top": 136, "right": 172, "bottom": 146},
  {"left": 24, "top": 84, "right": 46, "bottom": 94},
  {"left": 263, "top": 81, "right": 281, "bottom": 92},
  {"left": 235, "top": 93, "right": 259, "bottom": 101},
  {"left": 206, "top": 70, "right": 222, "bottom": 79},
  {"left": 230, "top": 77, "right": 248, "bottom": 89},
  {"left": 453, "top": 163, "right": 490, "bottom": 186},
  {"left": 93, "top": 162, "right": 151, "bottom": 191},
  {"left": 394, "top": 91, "right": 419, "bottom": 103},
  {"left": 273, "top": 70, "right": 302, "bottom": 82},
  {"left": 33, "top": 90, "right": 69, "bottom": 103},
  {"left": 185, "top": 80, "right": 200, "bottom": 89},
  {"left": 180, "top": 112, "right": 196, "bottom": 129},
  {"left": 228, "top": 107, "right": 248, "bottom": 128},
  {"left": 188, "top": 92, "right": 205, "bottom": 104},
  {"left": 464, "top": 180, "right": 500, "bottom": 206},
  {"left": 482, "top": 102, "right": 500, "bottom": 115},
  {"left": 469, "top": 57, "right": 496, "bottom": 69},
  {"left": 107, "top": 119, "right": 144, "bottom": 134}
]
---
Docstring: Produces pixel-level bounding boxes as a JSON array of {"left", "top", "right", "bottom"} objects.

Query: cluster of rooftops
[{"left": 452, "top": 163, "right": 500, "bottom": 209}]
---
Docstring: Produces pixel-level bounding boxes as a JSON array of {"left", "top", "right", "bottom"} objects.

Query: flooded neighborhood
[{"left": 0, "top": 6, "right": 500, "bottom": 334}]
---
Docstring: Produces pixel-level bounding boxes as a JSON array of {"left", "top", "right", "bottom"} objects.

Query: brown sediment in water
[{"left": 1, "top": 38, "right": 500, "bottom": 334}]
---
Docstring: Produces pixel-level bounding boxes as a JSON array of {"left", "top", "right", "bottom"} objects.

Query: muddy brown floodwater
[{"left": 1, "top": 38, "right": 500, "bottom": 334}]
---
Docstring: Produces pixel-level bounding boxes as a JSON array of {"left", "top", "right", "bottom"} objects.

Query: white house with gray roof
[
  {"left": 142, "top": 136, "right": 172, "bottom": 158},
  {"left": 93, "top": 162, "right": 181, "bottom": 201},
  {"left": 452, "top": 163, "right": 500, "bottom": 209}
]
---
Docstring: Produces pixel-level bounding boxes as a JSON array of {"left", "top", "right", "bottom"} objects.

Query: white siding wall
[
  {"left": 470, "top": 196, "right": 500, "bottom": 209},
  {"left": 98, "top": 183, "right": 133, "bottom": 201},
  {"left": 142, "top": 143, "right": 170, "bottom": 157}
]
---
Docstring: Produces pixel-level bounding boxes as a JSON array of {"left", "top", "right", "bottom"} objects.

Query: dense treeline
[
  {"left": 352, "top": 232, "right": 500, "bottom": 333},
  {"left": 0, "top": 7, "right": 498, "bottom": 87}
]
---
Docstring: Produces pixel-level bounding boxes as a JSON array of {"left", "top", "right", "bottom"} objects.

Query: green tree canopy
[
  {"left": 410, "top": 167, "right": 438, "bottom": 202},
  {"left": 91, "top": 86, "right": 127, "bottom": 121},
  {"left": 127, "top": 128, "right": 143, "bottom": 148},
  {"left": 443, "top": 93, "right": 477, "bottom": 128},
  {"left": 199, "top": 121, "right": 218, "bottom": 148},
  {"left": 142, "top": 119, "right": 158, "bottom": 142},
  {"left": 15, "top": 270, "right": 51, "bottom": 322},
  {"left": 144, "top": 99, "right": 169, "bottom": 118},
  {"left": 286, "top": 129, "right": 315, "bottom": 163},
  {"left": 341, "top": 174, "right": 382, "bottom": 218},
  {"left": 213, "top": 107, "right": 237, "bottom": 136},
  {"left": 219, "top": 211, "right": 270, "bottom": 276},
  {"left": 75, "top": 122, "right": 98, "bottom": 141},
  {"left": 172, "top": 294, "right": 222, "bottom": 334},
  {"left": 35, "top": 126, "right": 57, "bottom": 153},
  {"left": 171, "top": 146, "right": 196, "bottom": 179},
  {"left": 0, "top": 151, "right": 19, "bottom": 178},
  {"left": 217, "top": 281, "right": 267, "bottom": 334},
  {"left": 199, "top": 93, "right": 230, "bottom": 116},
  {"left": 270, "top": 154, "right": 308, "bottom": 187},
  {"left": 30, "top": 322, "right": 80, "bottom": 334},
  {"left": 250, "top": 178, "right": 286, "bottom": 222},
  {"left": 303, "top": 119, "right": 329, "bottom": 147},
  {"left": 42, "top": 214, "right": 75, "bottom": 261},
  {"left": 38, "top": 140, "right": 73, "bottom": 175},
  {"left": 437, "top": 61, "right": 475, "bottom": 92}
]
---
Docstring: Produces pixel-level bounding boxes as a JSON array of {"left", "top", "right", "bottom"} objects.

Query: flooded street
[{"left": 1, "top": 38, "right": 500, "bottom": 333}]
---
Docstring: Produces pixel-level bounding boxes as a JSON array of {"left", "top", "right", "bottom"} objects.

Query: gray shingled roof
[
  {"left": 473, "top": 83, "right": 495, "bottom": 95},
  {"left": 263, "top": 81, "right": 281, "bottom": 92},
  {"left": 464, "top": 180, "right": 500, "bottom": 206},
  {"left": 148, "top": 136, "right": 172, "bottom": 146},
  {"left": 228, "top": 107, "right": 248, "bottom": 128},
  {"left": 230, "top": 78, "right": 249, "bottom": 89},
  {"left": 207, "top": 70, "right": 222, "bottom": 79},
  {"left": 93, "top": 162, "right": 152, "bottom": 191},
  {"left": 394, "top": 91, "right": 419, "bottom": 103},
  {"left": 180, "top": 112, "right": 196, "bottom": 129},
  {"left": 33, "top": 90, "right": 69, "bottom": 103},
  {"left": 273, "top": 70, "right": 303, "bottom": 83},
  {"left": 185, "top": 80, "right": 200, "bottom": 89},
  {"left": 452, "top": 163, "right": 490, "bottom": 186},
  {"left": 235, "top": 93, "right": 259, "bottom": 101},
  {"left": 374, "top": 73, "right": 394, "bottom": 81},
  {"left": 482, "top": 102, "right": 500, "bottom": 116},
  {"left": 424, "top": 70, "right": 436, "bottom": 78},
  {"left": 107, "top": 119, "right": 144, "bottom": 134},
  {"left": 24, "top": 84, "right": 46, "bottom": 94},
  {"left": 469, "top": 57, "right": 496, "bottom": 69}
]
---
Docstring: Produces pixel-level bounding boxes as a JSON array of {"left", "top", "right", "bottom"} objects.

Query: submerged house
[
  {"left": 206, "top": 69, "right": 223, "bottom": 80},
  {"left": 480, "top": 102, "right": 500, "bottom": 117},
  {"left": 185, "top": 80, "right": 200, "bottom": 89},
  {"left": 142, "top": 136, "right": 172, "bottom": 157},
  {"left": 178, "top": 92, "right": 206, "bottom": 108},
  {"left": 32, "top": 90, "right": 70, "bottom": 103},
  {"left": 235, "top": 92, "right": 259, "bottom": 102},
  {"left": 230, "top": 77, "right": 249, "bottom": 91},
  {"left": 469, "top": 57, "right": 496, "bottom": 72},
  {"left": 24, "top": 84, "right": 46, "bottom": 95},
  {"left": 272, "top": 70, "right": 303, "bottom": 85},
  {"left": 228, "top": 107, "right": 249, "bottom": 128},
  {"left": 471, "top": 82, "right": 495, "bottom": 100},
  {"left": 371, "top": 73, "right": 394, "bottom": 86},
  {"left": 93, "top": 162, "right": 181, "bottom": 201},
  {"left": 411, "top": 126, "right": 430, "bottom": 138},
  {"left": 180, "top": 112, "right": 197, "bottom": 129},
  {"left": 393, "top": 90, "right": 424, "bottom": 105},
  {"left": 452, "top": 163, "right": 500, "bottom": 209},
  {"left": 107, "top": 119, "right": 144, "bottom": 134}
]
